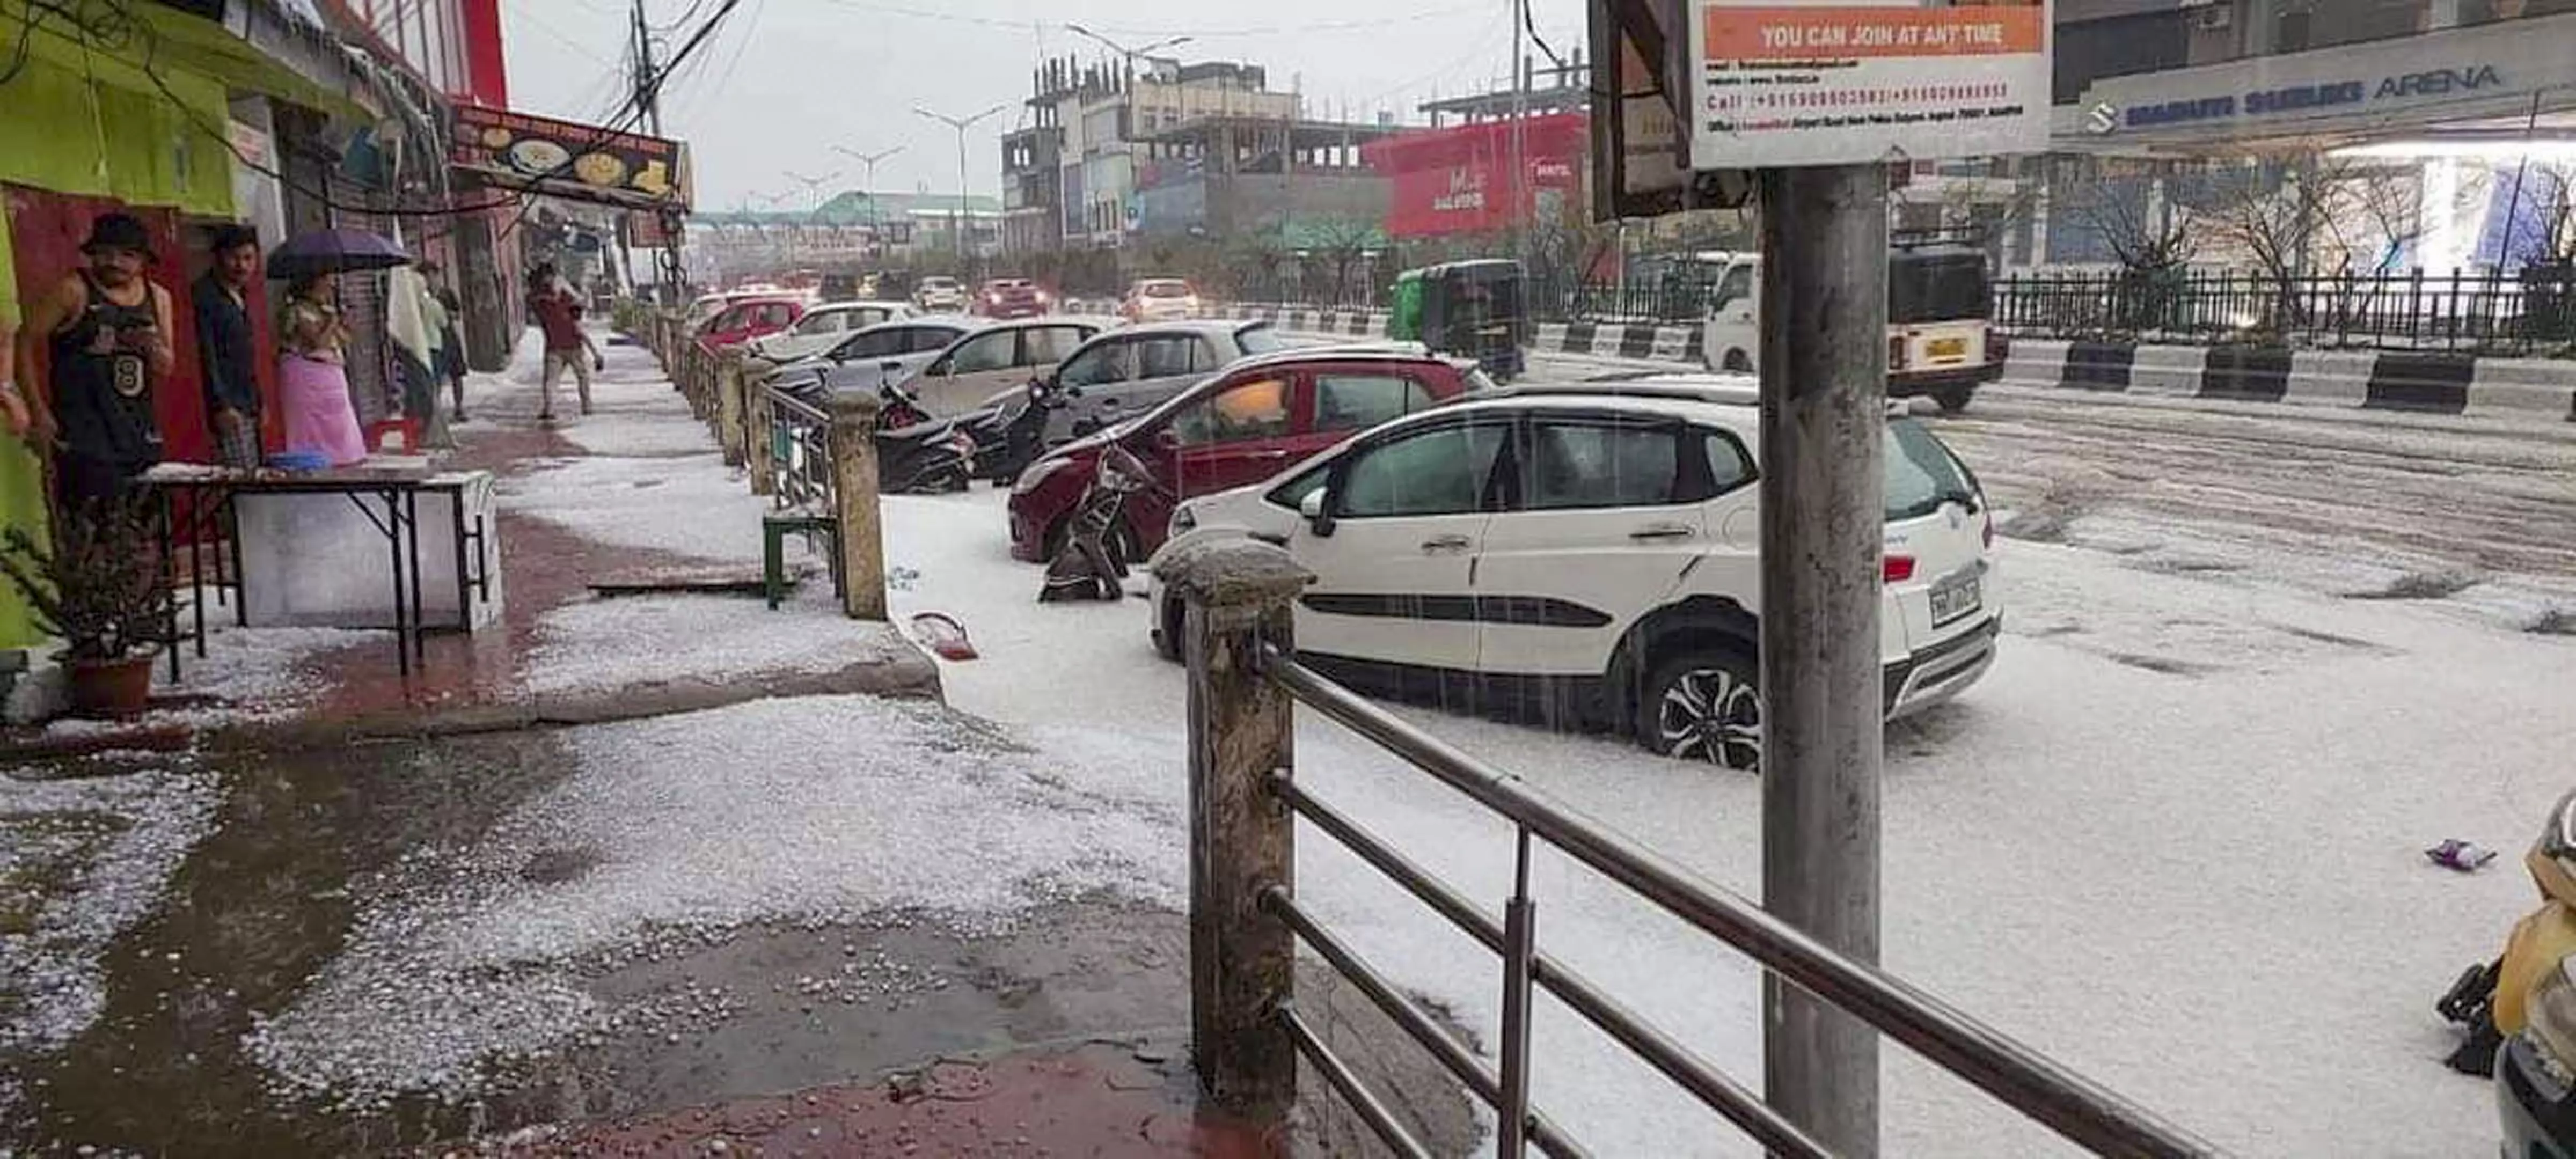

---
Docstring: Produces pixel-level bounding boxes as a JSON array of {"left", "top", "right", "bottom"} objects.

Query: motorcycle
[
  {"left": 1038, "top": 441, "right": 1159, "bottom": 603},
  {"left": 872, "top": 366, "right": 977, "bottom": 495},
  {"left": 983, "top": 376, "right": 1080, "bottom": 486},
  {"left": 2439, "top": 789, "right": 2576, "bottom": 1154}
]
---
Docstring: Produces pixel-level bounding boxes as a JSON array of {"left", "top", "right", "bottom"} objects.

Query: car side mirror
[
  {"left": 1300, "top": 488, "right": 1335, "bottom": 538},
  {"left": 1152, "top": 428, "right": 1180, "bottom": 452}
]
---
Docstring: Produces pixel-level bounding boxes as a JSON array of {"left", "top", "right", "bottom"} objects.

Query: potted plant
[{"left": 0, "top": 494, "right": 173, "bottom": 717}]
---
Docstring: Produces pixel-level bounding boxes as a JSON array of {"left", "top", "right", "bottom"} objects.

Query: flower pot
[{"left": 66, "top": 649, "right": 158, "bottom": 718}]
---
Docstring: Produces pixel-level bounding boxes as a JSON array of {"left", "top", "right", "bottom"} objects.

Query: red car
[
  {"left": 972, "top": 278, "right": 1051, "bottom": 319},
  {"left": 1007, "top": 348, "right": 1488, "bottom": 563},
  {"left": 697, "top": 296, "right": 807, "bottom": 350}
]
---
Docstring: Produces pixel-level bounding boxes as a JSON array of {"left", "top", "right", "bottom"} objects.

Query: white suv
[{"left": 1144, "top": 378, "right": 2000, "bottom": 770}]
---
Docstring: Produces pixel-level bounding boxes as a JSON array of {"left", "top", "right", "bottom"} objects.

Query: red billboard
[{"left": 1364, "top": 113, "right": 1587, "bottom": 238}]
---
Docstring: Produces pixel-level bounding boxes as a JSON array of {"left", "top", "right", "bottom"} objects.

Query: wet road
[{"left": 1508, "top": 346, "right": 2576, "bottom": 608}]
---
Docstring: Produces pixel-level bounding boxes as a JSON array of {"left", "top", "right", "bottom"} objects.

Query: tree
[{"left": 2191, "top": 152, "right": 2423, "bottom": 337}]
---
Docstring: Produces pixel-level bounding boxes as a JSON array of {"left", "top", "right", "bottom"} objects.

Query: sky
[{"left": 500, "top": 0, "right": 1589, "bottom": 214}]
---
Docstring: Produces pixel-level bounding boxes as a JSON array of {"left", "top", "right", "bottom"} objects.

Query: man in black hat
[{"left": 10, "top": 211, "right": 174, "bottom": 508}]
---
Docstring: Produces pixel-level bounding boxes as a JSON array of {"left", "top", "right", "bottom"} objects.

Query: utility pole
[
  {"left": 833, "top": 145, "right": 905, "bottom": 260},
  {"left": 1508, "top": 0, "right": 1527, "bottom": 271},
  {"left": 1758, "top": 161, "right": 1890, "bottom": 1157},
  {"left": 913, "top": 104, "right": 1006, "bottom": 264}
]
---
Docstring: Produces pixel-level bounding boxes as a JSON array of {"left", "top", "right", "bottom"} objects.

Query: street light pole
[
  {"left": 833, "top": 145, "right": 905, "bottom": 260},
  {"left": 913, "top": 104, "right": 1007, "bottom": 264}
]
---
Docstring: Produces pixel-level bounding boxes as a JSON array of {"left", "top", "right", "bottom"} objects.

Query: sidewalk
[
  {"left": 2, "top": 332, "right": 1472, "bottom": 1158},
  {"left": 1, "top": 334, "right": 936, "bottom": 760}
]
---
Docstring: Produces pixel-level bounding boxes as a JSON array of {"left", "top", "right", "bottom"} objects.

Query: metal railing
[
  {"left": 1161, "top": 541, "right": 2222, "bottom": 1158},
  {"left": 1996, "top": 266, "right": 2576, "bottom": 356},
  {"left": 762, "top": 385, "right": 835, "bottom": 512}
]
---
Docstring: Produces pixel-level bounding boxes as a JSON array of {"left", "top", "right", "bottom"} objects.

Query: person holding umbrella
[
  {"left": 275, "top": 273, "right": 367, "bottom": 466},
  {"left": 267, "top": 228, "right": 408, "bottom": 466},
  {"left": 9, "top": 212, "right": 173, "bottom": 507}
]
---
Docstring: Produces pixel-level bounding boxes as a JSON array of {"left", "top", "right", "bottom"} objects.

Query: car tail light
[
  {"left": 1883, "top": 554, "right": 1915, "bottom": 583},
  {"left": 1887, "top": 334, "right": 1908, "bottom": 371}
]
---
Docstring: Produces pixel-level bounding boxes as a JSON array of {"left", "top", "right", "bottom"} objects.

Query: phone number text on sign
[{"left": 1689, "top": 2, "right": 2052, "bottom": 168}]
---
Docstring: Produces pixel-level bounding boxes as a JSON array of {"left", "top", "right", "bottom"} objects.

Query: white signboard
[{"left": 1688, "top": 0, "right": 2052, "bottom": 168}]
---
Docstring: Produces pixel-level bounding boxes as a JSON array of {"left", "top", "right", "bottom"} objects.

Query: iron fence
[
  {"left": 762, "top": 385, "right": 835, "bottom": 512},
  {"left": 1996, "top": 266, "right": 2576, "bottom": 355},
  {"left": 1165, "top": 543, "right": 2222, "bottom": 1158}
]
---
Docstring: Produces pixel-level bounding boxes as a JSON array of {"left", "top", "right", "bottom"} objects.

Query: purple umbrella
[{"left": 266, "top": 228, "right": 412, "bottom": 280}]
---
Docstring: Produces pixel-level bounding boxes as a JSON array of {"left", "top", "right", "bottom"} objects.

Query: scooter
[
  {"left": 984, "top": 376, "right": 1078, "bottom": 486},
  {"left": 1038, "top": 442, "right": 1158, "bottom": 603},
  {"left": 873, "top": 369, "right": 976, "bottom": 495},
  {"left": 2432, "top": 788, "right": 2576, "bottom": 1087}
]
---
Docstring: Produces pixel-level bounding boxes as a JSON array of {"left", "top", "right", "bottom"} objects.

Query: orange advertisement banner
[{"left": 1703, "top": 6, "right": 2045, "bottom": 61}]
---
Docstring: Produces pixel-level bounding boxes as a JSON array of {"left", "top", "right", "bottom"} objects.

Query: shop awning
[{"left": 128, "top": 2, "right": 378, "bottom": 122}]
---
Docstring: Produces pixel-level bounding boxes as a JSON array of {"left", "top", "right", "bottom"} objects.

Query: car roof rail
[{"left": 1466, "top": 374, "right": 1938, "bottom": 418}]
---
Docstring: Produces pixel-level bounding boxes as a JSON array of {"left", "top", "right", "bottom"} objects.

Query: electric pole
[
  {"left": 913, "top": 104, "right": 1006, "bottom": 264},
  {"left": 1508, "top": 0, "right": 1527, "bottom": 272},
  {"left": 1759, "top": 161, "right": 1890, "bottom": 1157}
]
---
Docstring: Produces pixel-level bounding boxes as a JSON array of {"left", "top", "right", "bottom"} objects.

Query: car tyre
[
  {"left": 1933, "top": 385, "right": 1974, "bottom": 414},
  {"left": 1721, "top": 349, "right": 1753, "bottom": 373},
  {"left": 1154, "top": 596, "right": 1184, "bottom": 664},
  {"left": 1637, "top": 649, "right": 1762, "bottom": 772}
]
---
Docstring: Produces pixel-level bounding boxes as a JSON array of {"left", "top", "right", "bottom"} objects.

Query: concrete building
[{"left": 1005, "top": 54, "right": 1399, "bottom": 254}]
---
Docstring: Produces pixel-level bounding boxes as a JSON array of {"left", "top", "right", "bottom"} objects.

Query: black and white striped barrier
[{"left": 2000, "top": 339, "right": 2576, "bottom": 421}]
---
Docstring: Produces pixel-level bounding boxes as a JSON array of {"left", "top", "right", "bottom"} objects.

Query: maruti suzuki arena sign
[{"left": 2119, "top": 65, "right": 2504, "bottom": 129}]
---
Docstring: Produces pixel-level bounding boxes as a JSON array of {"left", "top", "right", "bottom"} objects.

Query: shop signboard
[
  {"left": 450, "top": 106, "right": 691, "bottom": 210},
  {"left": 1688, "top": 0, "right": 2051, "bottom": 168}
]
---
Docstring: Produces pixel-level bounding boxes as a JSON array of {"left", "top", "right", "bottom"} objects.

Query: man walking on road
[
  {"left": 194, "top": 224, "right": 263, "bottom": 468},
  {"left": 11, "top": 212, "right": 173, "bottom": 508},
  {"left": 529, "top": 263, "right": 600, "bottom": 422}
]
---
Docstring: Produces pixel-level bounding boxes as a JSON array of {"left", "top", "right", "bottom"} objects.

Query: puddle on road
[
  {"left": 5, "top": 723, "right": 1201, "bottom": 1157},
  {"left": 8, "top": 731, "right": 576, "bottom": 1156}
]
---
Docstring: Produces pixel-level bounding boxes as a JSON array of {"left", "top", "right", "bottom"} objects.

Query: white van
[{"left": 1696, "top": 238, "right": 2003, "bottom": 414}]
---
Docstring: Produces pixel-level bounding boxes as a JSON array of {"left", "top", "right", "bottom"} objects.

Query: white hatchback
[{"left": 1144, "top": 378, "right": 2000, "bottom": 769}]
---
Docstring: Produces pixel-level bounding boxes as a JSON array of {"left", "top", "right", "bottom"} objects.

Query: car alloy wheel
[{"left": 1645, "top": 655, "right": 1761, "bottom": 771}]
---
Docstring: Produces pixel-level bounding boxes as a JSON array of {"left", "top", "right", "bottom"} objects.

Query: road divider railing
[{"left": 1157, "top": 536, "right": 2223, "bottom": 1159}]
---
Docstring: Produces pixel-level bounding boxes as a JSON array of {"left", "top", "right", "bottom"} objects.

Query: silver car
[
  {"left": 1042, "top": 320, "right": 1286, "bottom": 443},
  {"left": 902, "top": 316, "right": 1114, "bottom": 416},
  {"left": 792, "top": 317, "right": 976, "bottom": 396},
  {"left": 747, "top": 300, "right": 915, "bottom": 364}
]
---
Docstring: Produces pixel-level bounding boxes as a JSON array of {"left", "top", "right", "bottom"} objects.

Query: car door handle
[
  {"left": 1419, "top": 534, "right": 1473, "bottom": 554},
  {"left": 1255, "top": 449, "right": 1291, "bottom": 459},
  {"left": 1628, "top": 522, "right": 1696, "bottom": 541}
]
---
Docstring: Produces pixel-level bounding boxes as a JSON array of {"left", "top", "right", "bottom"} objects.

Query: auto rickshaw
[{"left": 1385, "top": 259, "right": 1525, "bottom": 381}]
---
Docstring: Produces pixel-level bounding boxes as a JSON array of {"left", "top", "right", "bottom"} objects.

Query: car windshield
[
  {"left": 1233, "top": 324, "right": 1283, "bottom": 355},
  {"left": 1883, "top": 419, "right": 1978, "bottom": 522},
  {"left": 1143, "top": 282, "right": 1190, "bottom": 298}
]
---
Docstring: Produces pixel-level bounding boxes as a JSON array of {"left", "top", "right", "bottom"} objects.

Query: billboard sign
[
  {"left": 1688, "top": 1, "right": 2050, "bottom": 168},
  {"left": 451, "top": 106, "right": 691, "bottom": 210}
]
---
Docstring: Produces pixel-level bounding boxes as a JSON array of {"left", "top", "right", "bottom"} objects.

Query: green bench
[{"left": 762, "top": 509, "right": 846, "bottom": 610}]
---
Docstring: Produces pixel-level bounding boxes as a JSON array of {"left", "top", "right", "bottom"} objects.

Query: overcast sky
[{"left": 500, "top": 0, "right": 1587, "bottom": 213}]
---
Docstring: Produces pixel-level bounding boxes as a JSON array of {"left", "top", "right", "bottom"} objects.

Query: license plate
[
  {"left": 1928, "top": 337, "right": 1967, "bottom": 361},
  {"left": 1929, "top": 571, "right": 1982, "bottom": 626}
]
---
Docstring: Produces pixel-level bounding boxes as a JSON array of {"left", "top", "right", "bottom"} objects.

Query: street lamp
[
  {"left": 833, "top": 145, "right": 905, "bottom": 259},
  {"left": 913, "top": 104, "right": 1006, "bottom": 261}
]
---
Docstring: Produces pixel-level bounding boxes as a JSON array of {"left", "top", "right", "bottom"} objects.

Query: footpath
[{"left": 0, "top": 335, "right": 1461, "bottom": 1156}]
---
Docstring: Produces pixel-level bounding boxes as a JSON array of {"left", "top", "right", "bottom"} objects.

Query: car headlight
[
  {"left": 2526, "top": 957, "right": 2576, "bottom": 1085},
  {"left": 1168, "top": 504, "right": 1197, "bottom": 538},
  {"left": 1011, "top": 456, "right": 1077, "bottom": 495}
]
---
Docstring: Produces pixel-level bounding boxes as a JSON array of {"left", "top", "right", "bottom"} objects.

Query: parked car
[
  {"left": 1120, "top": 277, "right": 1200, "bottom": 323},
  {"left": 747, "top": 300, "right": 916, "bottom": 364},
  {"left": 1141, "top": 378, "right": 1999, "bottom": 770},
  {"left": 697, "top": 296, "right": 807, "bottom": 350},
  {"left": 1006, "top": 347, "right": 1487, "bottom": 566},
  {"left": 1040, "top": 320, "right": 1287, "bottom": 444},
  {"left": 901, "top": 316, "right": 1109, "bottom": 416},
  {"left": 972, "top": 277, "right": 1051, "bottom": 319},
  {"left": 914, "top": 276, "right": 968, "bottom": 313},
  {"left": 685, "top": 288, "right": 777, "bottom": 330},
  {"left": 784, "top": 317, "right": 976, "bottom": 396}
]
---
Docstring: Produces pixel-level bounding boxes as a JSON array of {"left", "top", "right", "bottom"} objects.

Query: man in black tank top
[{"left": 10, "top": 212, "right": 174, "bottom": 510}]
